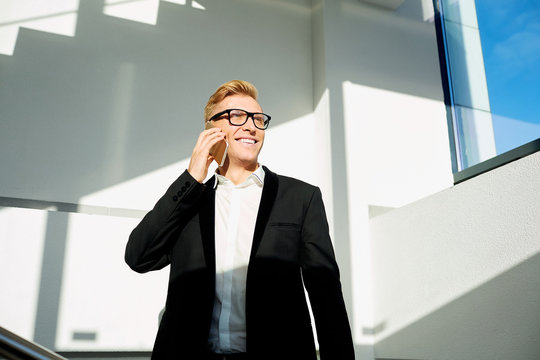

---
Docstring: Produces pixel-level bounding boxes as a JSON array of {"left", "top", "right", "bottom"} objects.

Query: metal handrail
[{"left": 0, "top": 326, "right": 67, "bottom": 360}]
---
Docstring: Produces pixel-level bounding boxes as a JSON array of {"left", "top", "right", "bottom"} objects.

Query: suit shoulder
[
  {"left": 263, "top": 166, "right": 319, "bottom": 193},
  {"left": 276, "top": 174, "right": 318, "bottom": 192}
]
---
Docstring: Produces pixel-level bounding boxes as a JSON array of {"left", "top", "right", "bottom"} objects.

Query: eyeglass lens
[{"left": 229, "top": 110, "right": 269, "bottom": 129}]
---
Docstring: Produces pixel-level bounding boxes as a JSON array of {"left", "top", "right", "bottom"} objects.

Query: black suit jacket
[{"left": 125, "top": 166, "right": 354, "bottom": 360}]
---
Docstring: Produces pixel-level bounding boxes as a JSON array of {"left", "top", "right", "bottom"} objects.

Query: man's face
[{"left": 210, "top": 94, "right": 265, "bottom": 168}]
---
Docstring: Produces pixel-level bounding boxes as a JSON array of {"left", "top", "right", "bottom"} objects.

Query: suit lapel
[
  {"left": 249, "top": 166, "right": 279, "bottom": 261},
  {"left": 200, "top": 176, "right": 216, "bottom": 275}
]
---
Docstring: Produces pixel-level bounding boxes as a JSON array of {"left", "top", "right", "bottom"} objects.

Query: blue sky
[{"left": 475, "top": 0, "right": 540, "bottom": 154}]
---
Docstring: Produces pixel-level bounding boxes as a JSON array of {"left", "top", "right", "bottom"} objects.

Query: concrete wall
[
  {"left": 0, "top": 0, "right": 315, "bottom": 206},
  {"left": 313, "top": 1, "right": 452, "bottom": 358},
  {"left": 370, "top": 151, "right": 540, "bottom": 360}
]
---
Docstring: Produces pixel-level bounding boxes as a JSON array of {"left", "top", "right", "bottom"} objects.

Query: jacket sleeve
[
  {"left": 125, "top": 170, "right": 207, "bottom": 273},
  {"left": 300, "top": 187, "right": 355, "bottom": 360}
]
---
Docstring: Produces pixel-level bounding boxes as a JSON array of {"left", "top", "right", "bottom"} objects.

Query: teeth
[{"left": 239, "top": 138, "right": 255, "bottom": 144}]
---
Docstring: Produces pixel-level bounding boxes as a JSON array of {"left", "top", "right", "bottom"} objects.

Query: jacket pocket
[{"left": 269, "top": 222, "right": 301, "bottom": 229}]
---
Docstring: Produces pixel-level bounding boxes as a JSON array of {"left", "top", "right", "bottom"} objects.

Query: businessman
[{"left": 125, "top": 80, "right": 354, "bottom": 360}]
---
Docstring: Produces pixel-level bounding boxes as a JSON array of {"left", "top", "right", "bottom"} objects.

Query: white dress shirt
[{"left": 208, "top": 166, "right": 265, "bottom": 353}]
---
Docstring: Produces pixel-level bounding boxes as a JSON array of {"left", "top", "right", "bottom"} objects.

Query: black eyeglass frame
[{"left": 208, "top": 108, "right": 271, "bottom": 130}]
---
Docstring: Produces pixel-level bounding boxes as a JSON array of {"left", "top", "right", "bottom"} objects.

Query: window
[{"left": 434, "top": 0, "right": 540, "bottom": 183}]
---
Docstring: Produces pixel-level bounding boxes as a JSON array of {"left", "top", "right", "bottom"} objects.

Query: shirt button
[
  {"left": 185, "top": 181, "right": 191, "bottom": 187},
  {"left": 173, "top": 195, "right": 178, "bottom": 201}
]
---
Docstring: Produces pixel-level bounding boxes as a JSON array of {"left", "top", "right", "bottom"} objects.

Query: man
[{"left": 125, "top": 80, "right": 354, "bottom": 360}]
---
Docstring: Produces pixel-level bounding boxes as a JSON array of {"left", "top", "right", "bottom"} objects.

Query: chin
[
  {"left": 240, "top": 158, "right": 259, "bottom": 167},
  {"left": 232, "top": 156, "right": 259, "bottom": 168},
  {"left": 231, "top": 151, "right": 259, "bottom": 163}
]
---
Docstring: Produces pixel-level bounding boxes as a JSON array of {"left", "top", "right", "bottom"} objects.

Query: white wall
[
  {"left": 370, "top": 151, "right": 540, "bottom": 360},
  {"left": 313, "top": 2, "right": 451, "bottom": 358},
  {"left": 0, "top": 0, "right": 318, "bottom": 351},
  {"left": 3, "top": 1, "right": 530, "bottom": 360},
  {"left": 0, "top": 0, "right": 314, "bottom": 206}
]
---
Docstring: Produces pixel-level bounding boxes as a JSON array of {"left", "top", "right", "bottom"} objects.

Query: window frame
[{"left": 432, "top": 0, "right": 540, "bottom": 184}]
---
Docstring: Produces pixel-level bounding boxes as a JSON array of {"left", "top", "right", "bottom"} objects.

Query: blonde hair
[{"left": 204, "top": 80, "right": 259, "bottom": 123}]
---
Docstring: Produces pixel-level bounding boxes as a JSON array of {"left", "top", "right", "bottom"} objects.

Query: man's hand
[{"left": 187, "top": 128, "right": 226, "bottom": 183}]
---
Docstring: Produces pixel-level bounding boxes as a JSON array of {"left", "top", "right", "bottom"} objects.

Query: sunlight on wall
[
  {"left": 342, "top": 81, "right": 451, "bottom": 345},
  {"left": 310, "top": 89, "right": 335, "bottom": 238},
  {"left": 261, "top": 113, "right": 332, "bottom": 202},
  {"left": 104, "top": 0, "right": 160, "bottom": 25},
  {"left": 103, "top": 0, "right": 205, "bottom": 25},
  {"left": 347, "top": 202, "right": 374, "bottom": 346},
  {"left": 0, "top": 0, "right": 79, "bottom": 55},
  {"left": 56, "top": 212, "right": 164, "bottom": 350},
  {"left": 369, "top": 151, "right": 540, "bottom": 347},
  {"left": 80, "top": 158, "right": 191, "bottom": 210},
  {"left": 343, "top": 81, "right": 452, "bottom": 209},
  {"left": 163, "top": 0, "right": 206, "bottom": 10},
  {"left": 0, "top": 0, "right": 208, "bottom": 56},
  {"left": 0, "top": 208, "right": 48, "bottom": 339},
  {"left": 420, "top": 0, "right": 435, "bottom": 21}
]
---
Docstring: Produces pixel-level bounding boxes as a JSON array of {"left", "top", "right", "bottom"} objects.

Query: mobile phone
[{"left": 210, "top": 140, "right": 228, "bottom": 167}]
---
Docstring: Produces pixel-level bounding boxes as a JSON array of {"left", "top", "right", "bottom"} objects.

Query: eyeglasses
[{"left": 208, "top": 108, "right": 271, "bottom": 130}]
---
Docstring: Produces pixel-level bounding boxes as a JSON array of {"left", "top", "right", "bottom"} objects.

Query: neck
[{"left": 219, "top": 161, "right": 259, "bottom": 185}]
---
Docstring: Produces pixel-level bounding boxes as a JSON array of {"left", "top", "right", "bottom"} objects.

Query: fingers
[
  {"left": 188, "top": 128, "right": 226, "bottom": 183},
  {"left": 198, "top": 128, "right": 226, "bottom": 151}
]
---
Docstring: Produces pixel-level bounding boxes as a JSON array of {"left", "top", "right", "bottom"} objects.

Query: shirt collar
[{"left": 213, "top": 165, "right": 265, "bottom": 189}]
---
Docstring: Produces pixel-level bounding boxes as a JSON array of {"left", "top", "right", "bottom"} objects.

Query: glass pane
[
  {"left": 440, "top": 0, "right": 540, "bottom": 172},
  {"left": 475, "top": 0, "right": 540, "bottom": 155}
]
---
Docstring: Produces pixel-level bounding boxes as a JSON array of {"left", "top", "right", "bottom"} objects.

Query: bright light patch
[
  {"left": 192, "top": 1, "right": 206, "bottom": 10},
  {"left": 260, "top": 114, "right": 319, "bottom": 186},
  {"left": 162, "top": 0, "right": 186, "bottom": 4},
  {"left": 342, "top": 81, "right": 452, "bottom": 208},
  {"left": 342, "top": 81, "right": 452, "bottom": 344},
  {"left": 56, "top": 212, "right": 166, "bottom": 350},
  {"left": 79, "top": 158, "right": 191, "bottom": 210},
  {"left": 162, "top": 0, "right": 205, "bottom": 9},
  {"left": 103, "top": 0, "right": 160, "bottom": 25},
  {"left": 0, "top": 0, "right": 206, "bottom": 55},
  {"left": 0, "top": 208, "right": 48, "bottom": 339},
  {"left": 0, "top": 26, "right": 19, "bottom": 56},
  {"left": 0, "top": 0, "right": 79, "bottom": 56}
]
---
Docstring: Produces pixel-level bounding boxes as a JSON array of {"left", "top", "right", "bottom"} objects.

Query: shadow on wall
[
  {"left": 0, "top": 0, "right": 314, "bottom": 350},
  {"left": 375, "top": 252, "right": 540, "bottom": 360},
  {"left": 0, "top": 0, "right": 451, "bottom": 354},
  {"left": 0, "top": 0, "right": 313, "bottom": 205}
]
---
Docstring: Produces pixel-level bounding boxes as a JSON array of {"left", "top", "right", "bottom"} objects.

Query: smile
[{"left": 237, "top": 138, "right": 256, "bottom": 144}]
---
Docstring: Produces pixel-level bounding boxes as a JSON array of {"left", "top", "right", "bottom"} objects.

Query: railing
[{"left": 0, "top": 326, "right": 67, "bottom": 360}]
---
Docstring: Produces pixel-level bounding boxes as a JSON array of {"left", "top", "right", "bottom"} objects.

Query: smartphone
[{"left": 210, "top": 140, "right": 228, "bottom": 167}]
